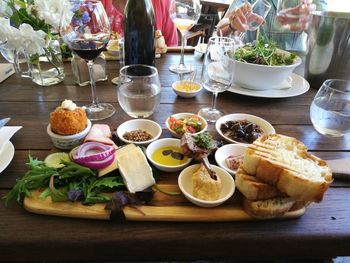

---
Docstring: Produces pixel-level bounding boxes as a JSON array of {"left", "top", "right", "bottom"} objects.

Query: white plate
[
  {"left": 0, "top": 141, "right": 15, "bottom": 174},
  {"left": 215, "top": 144, "right": 247, "bottom": 175},
  {"left": 228, "top": 73, "right": 310, "bottom": 98}
]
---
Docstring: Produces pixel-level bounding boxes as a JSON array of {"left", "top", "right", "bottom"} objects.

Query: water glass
[
  {"left": 118, "top": 64, "right": 161, "bottom": 118},
  {"left": 310, "top": 79, "right": 350, "bottom": 137},
  {"left": 277, "top": 0, "right": 312, "bottom": 31},
  {"left": 246, "top": 0, "right": 271, "bottom": 31}
]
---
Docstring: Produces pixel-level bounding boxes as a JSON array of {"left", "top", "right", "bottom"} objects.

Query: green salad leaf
[
  {"left": 3, "top": 154, "right": 125, "bottom": 206},
  {"left": 234, "top": 35, "right": 297, "bottom": 66}
]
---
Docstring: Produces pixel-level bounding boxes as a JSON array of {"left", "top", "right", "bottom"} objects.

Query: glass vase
[{"left": 27, "top": 39, "right": 65, "bottom": 86}]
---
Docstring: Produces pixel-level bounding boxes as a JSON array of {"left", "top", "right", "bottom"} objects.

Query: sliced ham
[{"left": 84, "top": 124, "right": 115, "bottom": 146}]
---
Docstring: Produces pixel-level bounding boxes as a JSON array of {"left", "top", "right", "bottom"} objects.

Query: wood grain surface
[{"left": 0, "top": 54, "right": 349, "bottom": 261}]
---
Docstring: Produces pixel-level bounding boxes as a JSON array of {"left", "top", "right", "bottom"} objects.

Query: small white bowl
[
  {"left": 117, "top": 119, "right": 162, "bottom": 146},
  {"left": 178, "top": 164, "right": 235, "bottom": 208},
  {"left": 146, "top": 138, "right": 192, "bottom": 172},
  {"left": 172, "top": 80, "right": 202, "bottom": 98},
  {"left": 165, "top": 113, "right": 208, "bottom": 139},
  {"left": 47, "top": 119, "right": 92, "bottom": 150},
  {"left": 215, "top": 144, "right": 247, "bottom": 175},
  {"left": 215, "top": 113, "right": 275, "bottom": 144}
]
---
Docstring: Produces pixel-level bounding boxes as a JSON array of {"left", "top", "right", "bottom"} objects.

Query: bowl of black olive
[{"left": 215, "top": 113, "right": 275, "bottom": 144}]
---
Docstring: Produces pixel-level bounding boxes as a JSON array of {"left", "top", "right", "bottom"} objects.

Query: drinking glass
[
  {"left": 60, "top": 0, "right": 115, "bottom": 121},
  {"left": 310, "top": 79, "right": 350, "bottom": 137},
  {"left": 198, "top": 37, "right": 235, "bottom": 123},
  {"left": 118, "top": 65, "right": 161, "bottom": 118},
  {"left": 245, "top": 0, "right": 271, "bottom": 31},
  {"left": 169, "top": 0, "right": 201, "bottom": 74},
  {"left": 277, "top": 0, "right": 312, "bottom": 31}
]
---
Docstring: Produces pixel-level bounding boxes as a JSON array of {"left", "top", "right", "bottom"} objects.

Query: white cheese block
[{"left": 116, "top": 145, "right": 155, "bottom": 193}]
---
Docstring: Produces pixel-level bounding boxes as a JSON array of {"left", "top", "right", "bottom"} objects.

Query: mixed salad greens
[
  {"left": 234, "top": 36, "right": 297, "bottom": 66},
  {"left": 3, "top": 155, "right": 125, "bottom": 206}
]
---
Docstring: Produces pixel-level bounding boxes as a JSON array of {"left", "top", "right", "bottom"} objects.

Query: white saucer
[
  {"left": 0, "top": 141, "right": 15, "bottom": 174},
  {"left": 228, "top": 73, "right": 310, "bottom": 98}
]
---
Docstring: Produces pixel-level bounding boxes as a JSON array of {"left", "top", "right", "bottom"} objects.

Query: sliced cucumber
[{"left": 44, "top": 152, "right": 70, "bottom": 168}]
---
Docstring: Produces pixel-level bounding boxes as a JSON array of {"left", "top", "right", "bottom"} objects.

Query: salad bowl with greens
[{"left": 232, "top": 37, "right": 301, "bottom": 90}]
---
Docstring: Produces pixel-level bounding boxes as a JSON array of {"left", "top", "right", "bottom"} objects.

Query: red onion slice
[
  {"left": 76, "top": 153, "right": 115, "bottom": 170},
  {"left": 73, "top": 142, "right": 115, "bottom": 163}
]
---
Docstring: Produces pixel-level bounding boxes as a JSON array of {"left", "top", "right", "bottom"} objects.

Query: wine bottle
[{"left": 124, "top": 0, "right": 155, "bottom": 66}]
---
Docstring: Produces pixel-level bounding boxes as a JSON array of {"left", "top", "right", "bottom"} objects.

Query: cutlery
[
  {"left": 327, "top": 158, "right": 350, "bottom": 181},
  {"left": 0, "top": 118, "right": 10, "bottom": 129},
  {"left": 202, "top": 156, "right": 218, "bottom": 181}
]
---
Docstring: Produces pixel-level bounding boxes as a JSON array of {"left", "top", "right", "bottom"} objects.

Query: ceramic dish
[
  {"left": 215, "top": 144, "right": 248, "bottom": 175},
  {"left": 0, "top": 141, "right": 15, "bottom": 174},
  {"left": 234, "top": 49, "right": 302, "bottom": 90},
  {"left": 165, "top": 113, "right": 207, "bottom": 139},
  {"left": 146, "top": 138, "right": 192, "bottom": 172},
  {"left": 178, "top": 164, "right": 235, "bottom": 208},
  {"left": 172, "top": 80, "right": 202, "bottom": 98},
  {"left": 116, "top": 119, "right": 162, "bottom": 146},
  {"left": 47, "top": 119, "right": 92, "bottom": 150},
  {"left": 215, "top": 113, "right": 275, "bottom": 144}
]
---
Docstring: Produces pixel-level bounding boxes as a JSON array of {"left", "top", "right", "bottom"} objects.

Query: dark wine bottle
[{"left": 124, "top": 0, "right": 155, "bottom": 66}]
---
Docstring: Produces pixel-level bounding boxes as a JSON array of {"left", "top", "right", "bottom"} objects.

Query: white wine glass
[
  {"left": 169, "top": 0, "right": 201, "bottom": 74},
  {"left": 198, "top": 37, "right": 235, "bottom": 123},
  {"left": 60, "top": 0, "right": 115, "bottom": 121}
]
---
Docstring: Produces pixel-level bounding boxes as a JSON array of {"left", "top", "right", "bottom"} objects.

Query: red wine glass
[{"left": 60, "top": 0, "right": 115, "bottom": 120}]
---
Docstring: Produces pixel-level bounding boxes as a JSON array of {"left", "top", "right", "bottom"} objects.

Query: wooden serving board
[{"left": 23, "top": 184, "right": 305, "bottom": 222}]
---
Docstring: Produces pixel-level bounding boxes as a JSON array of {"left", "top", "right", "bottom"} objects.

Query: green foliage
[
  {"left": 235, "top": 35, "right": 297, "bottom": 66},
  {"left": 3, "top": 155, "right": 126, "bottom": 206}
]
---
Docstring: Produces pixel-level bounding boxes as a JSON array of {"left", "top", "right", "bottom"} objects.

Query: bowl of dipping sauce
[
  {"left": 172, "top": 80, "right": 202, "bottom": 98},
  {"left": 146, "top": 138, "right": 192, "bottom": 172},
  {"left": 117, "top": 119, "right": 162, "bottom": 146}
]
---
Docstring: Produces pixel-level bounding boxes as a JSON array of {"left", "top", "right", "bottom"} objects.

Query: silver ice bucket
[{"left": 305, "top": 11, "right": 350, "bottom": 88}]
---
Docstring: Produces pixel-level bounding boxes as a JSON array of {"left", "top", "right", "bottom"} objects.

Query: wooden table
[{"left": 0, "top": 53, "right": 349, "bottom": 261}]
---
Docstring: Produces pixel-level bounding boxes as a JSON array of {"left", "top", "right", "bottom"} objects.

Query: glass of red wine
[{"left": 60, "top": 0, "right": 115, "bottom": 120}]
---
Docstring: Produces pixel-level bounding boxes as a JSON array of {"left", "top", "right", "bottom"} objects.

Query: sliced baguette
[
  {"left": 242, "top": 134, "right": 333, "bottom": 202},
  {"left": 235, "top": 167, "right": 284, "bottom": 201},
  {"left": 243, "top": 197, "right": 296, "bottom": 219}
]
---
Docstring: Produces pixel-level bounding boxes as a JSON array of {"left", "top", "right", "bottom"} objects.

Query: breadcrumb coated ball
[{"left": 50, "top": 107, "right": 87, "bottom": 135}]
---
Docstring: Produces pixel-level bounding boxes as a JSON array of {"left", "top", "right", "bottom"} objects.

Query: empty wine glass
[
  {"left": 310, "top": 79, "right": 350, "bottom": 137},
  {"left": 169, "top": 0, "right": 201, "bottom": 74},
  {"left": 118, "top": 65, "right": 161, "bottom": 118},
  {"left": 198, "top": 37, "right": 235, "bottom": 123},
  {"left": 60, "top": 0, "right": 115, "bottom": 120}
]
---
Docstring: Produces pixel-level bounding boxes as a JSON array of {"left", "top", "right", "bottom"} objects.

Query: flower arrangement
[{"left": 0, "top": 0, "right": 73, "bottom": 55}]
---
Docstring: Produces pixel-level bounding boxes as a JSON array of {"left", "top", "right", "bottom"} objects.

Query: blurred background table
[{"left": 0, "top": 53, "right": 349, "bottom": 262}]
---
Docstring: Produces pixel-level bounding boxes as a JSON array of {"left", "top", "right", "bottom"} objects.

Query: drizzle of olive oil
[{"left": 152, "top": 146, "right": 189, "bottom": 166}]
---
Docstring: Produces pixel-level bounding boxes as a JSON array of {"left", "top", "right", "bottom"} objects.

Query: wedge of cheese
[{"left": 116, "top": 144, "right": 155, "bottom": 193}]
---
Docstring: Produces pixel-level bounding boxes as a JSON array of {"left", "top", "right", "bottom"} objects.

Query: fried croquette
[{"left": 50, "top": 107, "right": 87, "bottom": 135}]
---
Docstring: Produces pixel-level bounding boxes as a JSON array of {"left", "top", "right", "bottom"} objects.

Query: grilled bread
[
  {"left": 242, "top": 134, "right": 333, "bottom": 202},
  {"left": 235, "top": 167, "right": 285, "bottom": 201},
  {"left": 243, "top": 197, "right": 296, "bottom": 219}
]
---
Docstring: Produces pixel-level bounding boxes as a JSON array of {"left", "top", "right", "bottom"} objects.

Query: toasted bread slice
[
  {"left": 235, "top": 167, "right": 284, "bottom": 201},
  {"left": 243, "top": 197, "right": 296, "bottom": 219},
  {"left": 242, "top": 134, "right": 333, "bottom": 202}
]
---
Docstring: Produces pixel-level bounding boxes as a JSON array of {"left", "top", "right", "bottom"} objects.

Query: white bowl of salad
[
  {"left": 166, "top": 113, "right": 208, "bottom": 138},
  {"left": 233, "top": 40, "right": 302, "bottom": 90}
]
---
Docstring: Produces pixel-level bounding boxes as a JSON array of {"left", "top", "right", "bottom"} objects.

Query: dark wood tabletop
[{"left": 0, "top": 53, "right": 349, "bottom": 262}]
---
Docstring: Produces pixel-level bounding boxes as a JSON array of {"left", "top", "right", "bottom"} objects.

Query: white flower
[
  {"left": 19, "top": 24, "right": 46, "bottom": 55},
  {"left": 34, "top": 0, "right": 73, "bottom": 28},
  {"left": 0, "top": 18, "right": 22, "bottom": 50},
  {"left": 0, "top": 0, "right": 12, "bottom": 17}
]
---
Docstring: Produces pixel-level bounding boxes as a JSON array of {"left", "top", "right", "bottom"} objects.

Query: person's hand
[
  {"left": 276, "top": 0, "right": 316, "bottom": 31},
  {"left": 228, "top": 3, "right": 265, "bottom": 33}
]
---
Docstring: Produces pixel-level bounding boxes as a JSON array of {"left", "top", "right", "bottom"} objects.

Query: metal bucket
[{"left": 305, "top": 11, "right": 350, "bottom": 88}]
